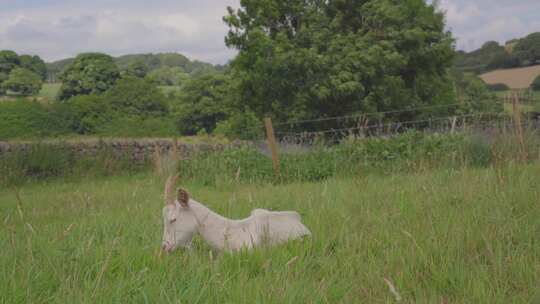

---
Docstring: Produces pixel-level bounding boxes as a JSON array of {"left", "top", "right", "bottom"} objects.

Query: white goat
[{"left": 161, "top": 175, "right": 311, "bottom": 252}]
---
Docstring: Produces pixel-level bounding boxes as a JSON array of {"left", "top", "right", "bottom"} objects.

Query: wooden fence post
[
  {"left": 264, "top": 117, "right": 280, "bottom": 178},
  {"left": 512, "top": 91, "right": 527, "bottom": 161}
]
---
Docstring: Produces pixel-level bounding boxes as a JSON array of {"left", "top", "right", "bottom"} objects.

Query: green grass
[
  {"left": 38, "top": 83, "right": 62, "bottom": 102},
  {"left": 1, "top": 163, "right": 539, "bottom": 303},
  {"left": 18, "top": 83, "right": 179, "bottom": 103}
]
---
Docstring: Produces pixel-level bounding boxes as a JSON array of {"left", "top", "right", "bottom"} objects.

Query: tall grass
[
  {"left": 1, "top": 164, "right": 539, "bottom": 302},
  {"left": 180, "top": 130, "right": 540, "bottom": 185},
  {"left": 0, "top": 142, "right": 146, "bottom": 186},
  {"left": 3, "top": 129, "right": 540, "bottom": 187}
]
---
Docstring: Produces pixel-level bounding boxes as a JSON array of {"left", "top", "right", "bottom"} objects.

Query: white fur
[{"left": 162, "top": 198, "right": 311, "bottom": 252}]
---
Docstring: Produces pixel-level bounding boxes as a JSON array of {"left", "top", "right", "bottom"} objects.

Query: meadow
[{"left": 1, "top": 150, "right": 540, "bottom": 302}]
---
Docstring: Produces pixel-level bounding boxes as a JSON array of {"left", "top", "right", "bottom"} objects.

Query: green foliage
[
  {"left": 454, "top": 41, "right": 512, "bottom": 73},
  {"left": 58, "top": 53, "right": 120, "bottom": 100},
  {"left": 146, "top": 66, "right": 189, "bottom": 86},
  {"left": 96, "top": 116, "right": 177, "bottom": 137},
  {"left": 113, "top": 53, "right": 218, "bottom": 75},
  {"left": 453, "top": 72, "right": 502, "bottom": 113},
  {"left": 531, "top": 74, "right": 540, "bottom": 91},
  {"left": 0, "top": 143, "right": 144, "bottom": 185},
  {"left": 456, "top": 32, "right": 540, "bottom": 74},
  {"left": 0, "top": 100, "right": 71, "bottom": 139},
  {"left": 0, "top": 50, "right": 20, "bottom": 74},
  {"left": 181, "top": 131, "right": 500, "bottom": 185},
  {"left": 18, "top": 54, "right": 47, "bottom": 80},
  {"left": 0, "top": 51, "right": 46, "bottom": 94},
  {"left": 104, "top": 76, "right": 169, "bottom": 117},
  {"left": 224, "top": 0, "right": 455, "bottom": 123},
  {"left": 0, "top": 72, "right": 7, "bottom": 95},
  {"left": 57, "top": 94, "right": 112, "bottom": 134},
  {"left": 123, "top": 60, "right": 149, "bottom": 78},
  {"left": 486, "top": 83, "right": 510, "bottom": 91},
  {"left": 3, "top": 68, "right": 43, "bottom": 96},
  {"left": 513, "top": 32, "right": 540, "bottom": 66},
  {"left": 173, "top": 73, "right": 231, "bottom": 135},
  {"left": 214, "top": 110, "right": 263, "bottom": 140}
]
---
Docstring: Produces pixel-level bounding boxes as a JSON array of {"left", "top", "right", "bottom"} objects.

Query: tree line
[
  {"left": 0, "top": 0, "right": 505, "bottom": 140},
  {"left": 0, "top": 50, "right": 47, "bottom": 96},
  {"left": 455, "top": 32, "right": 540, "bottom": 74}
]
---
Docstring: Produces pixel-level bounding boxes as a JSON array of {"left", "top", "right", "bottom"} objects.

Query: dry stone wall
[{"left": 0, "top": 139, "right": 243, "bottom": 163}]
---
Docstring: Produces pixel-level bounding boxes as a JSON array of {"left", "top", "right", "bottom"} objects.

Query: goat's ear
[{"left": 177, "top": 188, "right": 190, "bottom": 208}]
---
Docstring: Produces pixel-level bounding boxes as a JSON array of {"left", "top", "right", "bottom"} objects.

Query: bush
[
  {"left": 214, "top": 110, "right": 263, "bottom": 140},
  {"left": 486, "top": 83, "right": 510, "bottom": 92},
  {"left": 3, "top": 67, "right": 42, "bottom": 96},
  {"left": 179, "top": 131, "right": 498, "bottom": 185},
  {"left": 59, "top": 94, "right": 112, "bottom": 134},
  {"left": 96, "top": 116, "right": 177, "bottom": 137},
  {"left": 0, "top": 100, "right": 71, "bottom": 139},
  {"left": 0, "top": 142, "right": 147, "bottom": 186},
  {"left": 58, "top": 53, "right": 120, "bottom": 100},
  {"left": 532, "top": 74, "right": 540, "bottom": 91},
  {"left": 104, "top": 76, "right": 169, "bottom": 117}
]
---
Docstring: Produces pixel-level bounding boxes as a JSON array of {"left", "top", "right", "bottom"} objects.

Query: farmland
[
  {"left": 480, "top": 65, "right": 540, "bottom": 89},
  {"left": 1, "top": 162, "right": 539, "bottom": 303},
  {"left": 2, "top": 129, "right": 540, "bottom": 303}
]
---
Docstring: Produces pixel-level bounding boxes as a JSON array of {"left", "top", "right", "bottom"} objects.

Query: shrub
[
  {"left": 214, "top": 110, "right": 263, "bottom": 140},
  {"left": 58, "top": 94, "right": 112, "bottom": 134},
  {"left": 58, "top": 53, "right": 120, "bottom": 100},
  {"left": 0, "top": 142, "right": 147, "bottom": 186},
  {"left": 532, "top": 74, "right": 540, "bottom": 91},
  {"left": 104, "top": 76, "right": 169, "bottom": 117},
  {"left": 3, "top": 67, "right": 43, "bottom": 96},
  {"left": 486, "top": 83, "right": 510, "bottom": 92},
  {"left": 0, "top": 99, "right": 71, "bottom": 139}
]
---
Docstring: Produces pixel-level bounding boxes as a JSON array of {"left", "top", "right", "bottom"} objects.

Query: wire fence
[{"left": 250, "top": 99, "right": 540, "bottom": 148}]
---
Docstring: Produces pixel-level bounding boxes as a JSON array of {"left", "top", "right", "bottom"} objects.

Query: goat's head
[{"left": 161, "top": 174, "right": 198, "bottom": 252}]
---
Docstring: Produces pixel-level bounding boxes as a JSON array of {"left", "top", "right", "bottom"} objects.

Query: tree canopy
[
  {"left": 3, "top": 68, "right": 43, "bottom": 96},
  {"left": 224, "top": 0, "right": 455, "bottom": 123},
  {"left": 58, "top": 53, "right": 120, "bottom": 100}
]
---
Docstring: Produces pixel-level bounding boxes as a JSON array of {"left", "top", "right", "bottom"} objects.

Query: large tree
[
  {"left": 58, "top": 53, "right": 120, "bottom": 100},
  {"left": 3, "top": 68, "right": 43, "bottom": 96},
  {"left": 224, "top": 0, "right": 455, "bottom": 124},
  {"left": 513, "top": 32, "right": 540, "bottom": 66},
  {"left": 19, "top": 55, "right": 47, "bottom": 81},
  {"left": 0, "top": 50, "right": 20, "bottom": 74},
  {"left": 173, "top": 73, "right": 231, "bottom": 135}
]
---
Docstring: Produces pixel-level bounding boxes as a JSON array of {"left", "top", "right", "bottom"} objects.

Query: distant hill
[
  {"left": 46, "top": 53, "right": 224, "bottom": 81},
  {"left": 454, "top": 32, "right": 540, "bottom": 75}
]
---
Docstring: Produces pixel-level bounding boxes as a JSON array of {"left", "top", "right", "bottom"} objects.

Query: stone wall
[{"left": 0, "top": 139, "right": 242, "bottom": 163}]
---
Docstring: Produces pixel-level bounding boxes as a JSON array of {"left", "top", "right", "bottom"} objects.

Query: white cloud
[
  {"left": 436, "top": 0, "right": 540, "bottom": 51},
  {"left": 0, "top": 0, "right": 239, "bottom": 64},
  {"left": 1, "top": 0, "right": 540, "bottom": 62}
]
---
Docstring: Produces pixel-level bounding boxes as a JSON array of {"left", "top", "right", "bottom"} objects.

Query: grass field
[
  {"left": 38, "top": 83, "right": 62, "bottom": 101},
  {"left": 30, "top": 84, "right": 181, "bottom": 102},
  {"left": 1, "top": 163, "right": 539, "bottom": 303}
]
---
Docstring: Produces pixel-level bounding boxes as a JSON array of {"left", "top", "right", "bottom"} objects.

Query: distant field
[
  {"left": 32, "top": 84, "right": 180, "bottom": 101},
  {"left": 480, "top": 65, "right": 540, "bottom": 89},
  {"left": 38, "top": 83, "right": 61, "bottom": 101}
]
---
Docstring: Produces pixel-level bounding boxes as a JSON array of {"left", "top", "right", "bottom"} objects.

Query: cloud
[
  {"left": 0, "top": 0, "right": 239, "bottom": 64},
  {"left": 1, "top": 0, "right": 540, "bottom": 63},
  {"left": 436, "top": 0, "right": 540, "bottom": 51}
]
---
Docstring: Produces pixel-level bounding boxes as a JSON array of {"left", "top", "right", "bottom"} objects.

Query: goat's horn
[{"left": 164, "top": 174, "right": 179, "bottom": 205}]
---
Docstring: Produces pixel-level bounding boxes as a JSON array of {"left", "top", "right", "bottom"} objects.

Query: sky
[{"left": 1, "top": 0, "right": 540, "bottom": 64}]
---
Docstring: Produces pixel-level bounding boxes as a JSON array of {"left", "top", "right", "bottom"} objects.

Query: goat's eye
[{"left": 170, "top": 218, "right": 177, "bottom": 223}]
